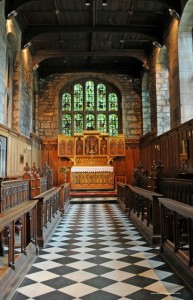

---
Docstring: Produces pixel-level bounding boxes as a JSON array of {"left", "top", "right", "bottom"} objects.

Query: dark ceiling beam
[
  {"left": 22, "top": 24, "right": 159, "bottom": 46},
  {"left": 5, "top": 0, "right": 38, "bottom": 16},
  {"left": 24, "top": 24, "right": 158, "bottom": 34},
  {"left": 38, "top": 66, "right": 141, "bottom": 80},
  {"left": 32, "top": 49, "right": 147, "bottom": 65},
  {"left": 5, "top": 0, "right": 179, "bottom": 15}
]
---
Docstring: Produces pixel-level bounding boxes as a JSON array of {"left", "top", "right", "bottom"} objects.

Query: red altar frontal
[{"left": 58, "top": 131, "right": 125, "bottom": 190}]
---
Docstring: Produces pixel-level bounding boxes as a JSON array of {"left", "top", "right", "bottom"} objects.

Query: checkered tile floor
[{"left": 12, "top": 201, "right": 193, "bottom": 299}]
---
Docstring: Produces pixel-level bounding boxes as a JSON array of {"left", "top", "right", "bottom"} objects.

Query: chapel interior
[{"left": 1, "top": 0, "right": 193, "bottom": 299}]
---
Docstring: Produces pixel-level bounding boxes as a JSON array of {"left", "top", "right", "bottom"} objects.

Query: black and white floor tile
[{"left": 12, "top": 200, "right": 193, "bottom": 300}]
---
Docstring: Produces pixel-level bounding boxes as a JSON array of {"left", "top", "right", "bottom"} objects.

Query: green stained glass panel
[
  {"left": 74, "top": 114, "right": 83, "bottom": 133},
  {"left": 85, "top": 81, "right": 95, "bottom": 111},
  {"left": 74, "top": 84, "right": 83, "bottom": 111},
  {"left": 97, "top": 114, "right": 107, "bottom": 133},
  {"left": 109, "top": 114, "right": 118, "bottom": 136},
  {"left": 109, "top": 93, "right": 118, "bottom": 111},
  {"left": 62, "top": 93, "right": 71, "bottom": 111},
  {"left": 97, "top": 84, "right": 106, "bottom": 111},
  {"left": 62, "top": 114, "right": 71, "bottom": 136},
  {"left": 86, "top": 114, "right": 95, "bottom": 130}
]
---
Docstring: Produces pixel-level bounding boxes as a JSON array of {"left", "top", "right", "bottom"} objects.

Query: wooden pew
[
  {"left": 0, "top": 179, "right": 30, "bottom": 212},
  {"left": 159, "top": 197, "right": 193, "bottom": 293},
  {"left": 0, "top": 180, "right": 38, "bottom": 300},
  {"left": 117, "top": 183, "right": 163, "bottom": 245},
  {"left": 158, "top": 178, "right": 193, "bottom": 205}
]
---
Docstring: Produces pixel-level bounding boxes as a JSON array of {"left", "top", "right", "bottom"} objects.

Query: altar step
[
  {"left": 70, "top": 197, "right": 117, "bottom": 204},
  {"left": 70, "top": 189, "right": 117, "bottom": 198},
  {"left": 70, "top": 189, "right": 117, "bottom": 203}
]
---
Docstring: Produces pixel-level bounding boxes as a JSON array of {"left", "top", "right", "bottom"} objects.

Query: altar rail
[
  {"left": 117, "top": 183, "right": 163, "bottom": 245},
  {"left": 0, "top": 179, "right": 38, "bottom": 299},
  {"left": 33, "top": 183, "right": 70, "bottom": 247},
  {"left": 159, "top": 197, "right": 193, "bottom": 293}
]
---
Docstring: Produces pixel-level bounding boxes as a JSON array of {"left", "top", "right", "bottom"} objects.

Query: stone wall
[
  {"left": 19, "top": 49, "right": 33, "bottom": 136},
  {"left": 38, "top": 72, "right": 142, "bottom": 139},
  {"left": 156, "top": 46, "right": 170, "bottom": 135},
  {"left": 165, "top": 19, "right": 181, "bottom": 129},
  {"left": 142, "top": 73, "right": 151, "bottom": 134},
  {"left": 0, "top": 1, "right": 34, "bottom": 137},
  {"left": 0, "top": 0, "right": 6, "bottom": 124}
]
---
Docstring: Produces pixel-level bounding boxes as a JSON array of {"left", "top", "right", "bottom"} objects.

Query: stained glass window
[
  {"left": 74, "top": 84, "right": 83, "bottom": 111},
  {"left": 109, "top": 114, "right": 118, "bottom": 136},
  {"left": 86, "top": 114, "right": 95, "bottom": 130},
  {"left": 61, "top": 79, "right": 121, "bottom": 136},
  {"left": 97, "top": 84, "right": 106, "bottom": 111},
  {"left": 85, "top": 81, "right": 95, "bottom": 111},
  {"left": 97, "top": 114, "right": 107, "bottom": 133},
  {"left": 62, "top": 114, "right": 71, "bottom": 136},
  {"left": 62, "top": 93, "right": 71, "bottom": 111},
  {"left": 109, "top": 93, "right": 118, "bottom": 111},
  {"left": 74, "top": 114, "right": 83, "bottom": 133}
]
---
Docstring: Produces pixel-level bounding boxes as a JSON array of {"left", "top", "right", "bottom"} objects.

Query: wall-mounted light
[
  {"left": 155, "top": 144, "right": 160, "bottom": 151},
  {"left": 24, "top": 146, "right": 31, "bottom": 153},
  {"left": 102, "top": 0, "right": 108, "bottom": 6},
  {"left": 7, "top": 10, "right": 17, "bottom": 19},
  {"left": 152, "top": 41, "right": 162, "bottom": 48},
  {"left": 143, "top": 63, "right": 149, "bottom": 71},
  {"left": 169, "top": 9, "right": 180, "bottom": 20},
  {"left": 33, "top": 64, "right": 39, "bottom": 71},
  {"left": 85, "top": 0, "right": 91, "bottom": 6},
  {"left": 23, "top": 41, "right": 32, "bottom": 49}
]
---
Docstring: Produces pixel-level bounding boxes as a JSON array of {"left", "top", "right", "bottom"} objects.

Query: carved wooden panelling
[{"left": 58, "top": 132, "right": 125, "bottom": 161}]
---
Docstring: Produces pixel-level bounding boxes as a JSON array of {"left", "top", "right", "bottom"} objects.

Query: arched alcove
[{"left": 142, "top": 73, "right": 151, "bottom": 134}]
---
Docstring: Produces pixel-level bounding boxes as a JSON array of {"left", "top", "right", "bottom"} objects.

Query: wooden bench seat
[{"left": 0, "top": 200, "right": 38, "bottom": 300}]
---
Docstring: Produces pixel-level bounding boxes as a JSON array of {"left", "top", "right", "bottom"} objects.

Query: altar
[
  {"left": 70, "top": 165, "right": 114, "bottom": 190},
  {"left": 58, "top": 131, "right": 125, "bottom": 190}
]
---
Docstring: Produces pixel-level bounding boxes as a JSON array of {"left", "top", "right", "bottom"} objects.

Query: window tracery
[{"left": 61, "top": 79, "right": 120, "bottom": 136}]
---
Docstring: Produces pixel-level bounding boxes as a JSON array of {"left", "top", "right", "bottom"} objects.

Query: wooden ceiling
[{"left": 5, "top": 0, "right": 185, "bottom": 80}]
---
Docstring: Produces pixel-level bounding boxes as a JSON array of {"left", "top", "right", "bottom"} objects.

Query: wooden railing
[
  {"left": 115, "top": 175, "right": 126, "bottom": 188},
  {"left": 0, "top": 180, "right": 38, "bottom": 300},
  {"left": 60, "top": 182, "right": 71, "bottom": 215},
  {"left": 117, "top": 183, "right": 163, "bottom": 245},
  {"left": 33, "top": 187, "right": 60, "bottom": 247},
  {"left": 117, "top": 182, "right": 127, "bottom": 211},
  {"left": 159, "top": 197, "right": 193, "bottom": 293},
  {"left": 33, "top": 183, "right": 70, "bottom": 247}
]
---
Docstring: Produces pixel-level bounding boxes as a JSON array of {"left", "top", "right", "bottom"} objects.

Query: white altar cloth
[{"left": 71, "top": 166, "right": 113, "bottom": 173}]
